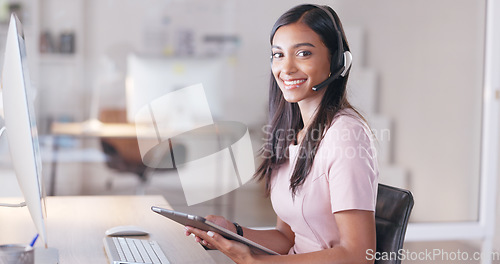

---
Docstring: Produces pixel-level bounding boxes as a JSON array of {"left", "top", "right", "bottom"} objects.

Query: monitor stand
[{"left": 35, "top": 247, "right": 59, "bottom": 264}]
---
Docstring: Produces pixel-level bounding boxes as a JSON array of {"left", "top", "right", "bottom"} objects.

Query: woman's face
[{"left": 271, "top": 22, "right": 331, "bottom": 104}]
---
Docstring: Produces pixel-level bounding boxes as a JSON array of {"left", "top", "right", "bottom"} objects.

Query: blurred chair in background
[{"left": 99, "top": 108, "right": 175, "bottom": 194}]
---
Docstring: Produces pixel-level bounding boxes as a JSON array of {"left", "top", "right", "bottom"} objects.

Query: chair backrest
[
  {"left": 99, "top": 109, "right": 146, "bottom": 172},
  {"left": 375, "top": 184, "right": 414, "bottom": 264}
]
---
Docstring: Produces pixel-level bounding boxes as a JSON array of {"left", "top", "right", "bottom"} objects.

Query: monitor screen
[
  {"left": 125, "top": 54, "right": 229, "bottom": 124},
  {"left": 1, "top": 14, "right": 47, "bottom": 246}
]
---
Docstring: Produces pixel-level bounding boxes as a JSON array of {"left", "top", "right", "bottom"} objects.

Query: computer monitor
[
  {"left": 1, "top": 14, "right": 47, "bottom": 247},
  {"left": 125, "top": 54, "right": 228, "bottom": 124}
]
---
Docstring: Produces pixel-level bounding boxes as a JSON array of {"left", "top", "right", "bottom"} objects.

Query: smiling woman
[
  {"left": 185, "top": 4, "right": 378, "bottom": 264},
  {"left": 270, "top": 22, "right": 331, "bottom": 105}
]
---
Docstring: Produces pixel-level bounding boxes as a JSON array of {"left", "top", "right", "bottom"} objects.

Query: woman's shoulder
[
  {"left": 329, "top": 109, "right": 370, "bottom": 134},
  {"left": 318, "top": 108, "right": 375, "bottom": 148}
]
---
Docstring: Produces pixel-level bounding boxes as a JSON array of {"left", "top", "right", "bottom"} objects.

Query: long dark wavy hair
[{"left": 254, "top": 4, "right": 363, "bottom": 197}]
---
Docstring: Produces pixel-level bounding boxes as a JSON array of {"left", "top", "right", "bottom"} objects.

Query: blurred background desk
[
  {"left": 49, "top": 110, "right": 160, "bottom": 196},
  {"left": 50, "top": 121, "right": 142, "bottom": 196},
  {"left": 51, "top": 121, "right": 139, "bottom": 138},
  {"left": 48, "top": 112, "right": 274, "bottom": 232}
]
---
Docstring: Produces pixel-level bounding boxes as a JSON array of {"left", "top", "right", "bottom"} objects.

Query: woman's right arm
[{"left": 202, "top": 215, "right": 295, "bottom": 255}]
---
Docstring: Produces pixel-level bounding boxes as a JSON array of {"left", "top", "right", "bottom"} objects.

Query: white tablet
[{"left": 151, "top": 206, "right": 280, "bottom": 255}]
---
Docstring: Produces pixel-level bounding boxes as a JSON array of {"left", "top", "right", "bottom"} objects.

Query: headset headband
[{"left": 311, "top": 5, "right": 352, "bottom": 91}]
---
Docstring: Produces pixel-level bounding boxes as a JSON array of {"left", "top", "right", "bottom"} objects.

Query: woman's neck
[
  {"left": 297, "top": 96, "right": 323, "bottom": 144},
  {"left": 298, "top": 96, "right": 322, "bottom": 128}
]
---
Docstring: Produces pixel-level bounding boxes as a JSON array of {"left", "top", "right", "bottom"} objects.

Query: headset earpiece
[
  {"left": 311, "top": 51, "right": 350, "bottom": 91},
  {"left": 340, "top": 51, "right": 352, "bottom": 77}
]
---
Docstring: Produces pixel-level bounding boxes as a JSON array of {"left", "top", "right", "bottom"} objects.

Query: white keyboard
[{"left": 103, "top": 236, "right": 170, "bottom": 264}]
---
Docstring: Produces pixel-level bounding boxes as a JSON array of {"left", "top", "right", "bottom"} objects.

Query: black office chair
[
  {"left": 375, "top": 183, "right": 414, "bottom": 264},
  {"left": 99, "top": 109, "right": 185, "bottom": 194}
]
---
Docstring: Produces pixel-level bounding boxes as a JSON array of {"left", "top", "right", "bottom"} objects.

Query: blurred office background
[{"left": 0, "top": 0, "right": 498, "bottom": 261}]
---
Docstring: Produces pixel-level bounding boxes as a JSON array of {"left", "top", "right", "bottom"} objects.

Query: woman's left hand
[{"left": 185, "top": 226, "right": 255, "bottom": 264}]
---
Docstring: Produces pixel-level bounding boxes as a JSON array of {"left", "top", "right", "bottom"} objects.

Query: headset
[{"left": 310, "top": 5, "right": 352, "bottom": 91}]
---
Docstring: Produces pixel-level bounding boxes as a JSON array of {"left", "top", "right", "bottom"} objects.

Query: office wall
[
  {"left": 332, "top": 0, "right": 485, "bottom": 223},
  {"left": 497, "top": 153, "right": 500, "bottom": 253}
]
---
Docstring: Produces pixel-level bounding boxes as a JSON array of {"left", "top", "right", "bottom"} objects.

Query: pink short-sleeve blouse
[{"left": 270, "top": 112, "right": 379, "bottom": 254}]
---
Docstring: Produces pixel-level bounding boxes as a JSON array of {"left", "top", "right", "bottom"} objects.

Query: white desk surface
[
  {"left": 0, "top": 195, "right": 217, "bottom": 263},
  {"left": 51, "top": 122, "right": 144, "bottom": 138},
  {"left": 50, "top": 121, "right": 236, "bottom": 139}
]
